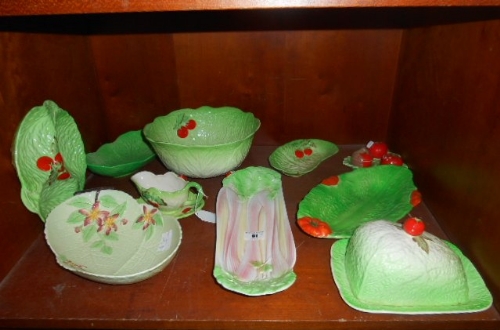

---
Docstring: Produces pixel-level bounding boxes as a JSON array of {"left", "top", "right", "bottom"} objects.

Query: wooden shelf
[
  {"left": 1, "top": 0, "right": 500, "bottom": 16},
  {"left": 0, "top": 146, "right": 498, "bottom": 329}
]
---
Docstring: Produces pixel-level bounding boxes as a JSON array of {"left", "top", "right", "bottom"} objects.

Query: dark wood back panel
[{"left": 388, "top": 19, "right": 500, "bottom": 311}]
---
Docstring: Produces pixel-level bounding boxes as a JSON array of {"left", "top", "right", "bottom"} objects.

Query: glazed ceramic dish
[
  {"left": 44, "top": 189, "right": 182, "bottom": 284},
  {"left": 12, "top": 100, "right": 87, "bottom": 221},
  {"left": 86, "top": 130, "right": 156, "bottom": 177},
  {"left": 332, "top": 239, "right": 493, "bottom": 314},
  {"left": 297, "top": 165, "right": 419, "bottom": 239},
  {"left": 131, "top": 171, "right": 206, "bottom": 219},
  {"left": 269, "top": 139, "right": 339, "bottom": 177},
  {"left": 143, "top": 106, "right": 260, "bottom": 178}
]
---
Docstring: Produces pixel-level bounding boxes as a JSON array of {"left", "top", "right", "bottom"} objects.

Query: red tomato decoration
[
  {"left": 295, "top": 149, "right": 304, "bottom": 158},
  {"left": 177, "top": 126, "right": 189, "bottom": 138},
  {"left": 297, "top": 217, "right": 333, "bottom": 238},
  {"left": 36, "top": 156, "right": 54, "bottom": 171},
  {"left": 351, "top": 148, "right": 373, "bottom": 167},
  {"left": 410, "top": 190, "right": 422, "bottom": 207},
  {"left": 57, "top": 172, "right": 71, "bottom": 180},
  {"left": 322, "top": 175, "right": 340, "bottom": 186},
  {"left": 304, "top": 148, "right": 313, "bottom": 156},
  {"left": 185, "top": 119, "right": 197, "bottom": 130},
  {"left": 381, "top": 153, "right": 404, "bottom": 166},
  {"left": 403, "top": 217, "right": 425, "bottom": 236},
  {"left": 54, "top": 152, "right": 64, "bottom": 164},
  {"left": 366, "top": 141, "right": 389, "bottom": 158}
]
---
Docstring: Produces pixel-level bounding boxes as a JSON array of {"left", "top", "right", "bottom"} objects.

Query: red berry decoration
[
  {"left": 410, "top": 190, "right": 422, "bottom": 207},
  {"left": 304, "top": 148, "right": 313, "bottom": 156},
  {"left": 57, "top": 172, "right": 71, "bottom": 180},
  {"left": 54, "top": 152, "right": 64, "bottom": 164},
  {"left": 295, "top": 149, "right": 304, "bottom": 158},
  {"left": 177, "top": 126, "right": 189, "bottom": 138},
  {"left": 381, "top": 152, "right": 404, "bottom": 166},
  {"left": 322, "top": 175, "right": 340, "bottom": 186},
  {"left": 366, "top": 141, "right": 389, "bottom": 159},
  {"left": 36, "top": 156, "right": 54, "bottom": 171},
  {"left": 351, "top": 148, "right": 373, "bottom": 167},
  {"left": 403, "top": 217, "right": 425, "bottom": 236},
  {"left": 185, "top": 119, "right": 197, "bottom": 130}
]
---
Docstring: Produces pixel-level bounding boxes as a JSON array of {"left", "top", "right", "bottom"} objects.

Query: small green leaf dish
[
  {"left": 143, "top": 106, "right": 260, "bottom": 178},
  {"left": 86, "top": 130, "right": 156, "bottom": 178},
  {"left": 297, "top": 165, "right": 418, "bottom": 238},
  {"left": 12, "top": 100, "right": 87, "bottom": 221},
  {"left": 44, "top": 189, "right": 182, "bottom": 285},
  {"left": 269, "top": 139, "right": 339, "bottom": 177}
]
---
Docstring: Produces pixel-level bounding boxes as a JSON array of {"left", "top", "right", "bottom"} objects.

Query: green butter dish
[
  {"left": 86, "top": 130, "right": 156, "bottom": 178},
  {"left": 331, "top": 221, "right": 493, "bottom": 314},
  {"left": 12, "top": 100, "right": 87, "bottom": 221}
]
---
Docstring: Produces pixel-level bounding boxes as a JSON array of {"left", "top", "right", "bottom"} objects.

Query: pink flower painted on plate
[
  {"left": 79, "top": 201, "right": 110, "bottom": 226},
  {"left": 97, "top": 213, "right": 119, "bottom": 235},
  {"left": 136, "top": 206, "right": 158, "bottom": 230}
]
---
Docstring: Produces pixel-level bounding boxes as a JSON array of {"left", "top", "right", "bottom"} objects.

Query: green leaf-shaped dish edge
[
  {"left": 269, "top": 139, "right": 339, "bottom": 177},
  {"left": 86, "top": 130, "right": 156, "bottom": 178},
  {"left": 12, "top": 100, "right": 87, "bottom": 221},
  {"left": 297, "top": 165, "right": 417, "bottom": 238}
]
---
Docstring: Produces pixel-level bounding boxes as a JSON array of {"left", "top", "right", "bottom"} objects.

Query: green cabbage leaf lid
[
  {"left": 297, "top": 165, "right": 418, "bottom": 238},
  {"left": 12, "top": 100, "right": 87, "bottom": 221},
  {"left": 269, "top": 139, "right": 339, "bottom": 177}
]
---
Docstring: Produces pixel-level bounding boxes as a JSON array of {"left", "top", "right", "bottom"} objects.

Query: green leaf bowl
[
  {"left": 297, "top": 165, "right": 418, "bottom": 239},
  {"left": 12, "top": 100, "right": 87, "bottom": 221},
  {"left": 86, "top": 130, "right": 156, "bottom": 178},
  {"left": 44, "top": 189, "right": 182, "bottom": 285},
  {"left": 143, "top": 106, "right": 260, "bottom": 178},
  {"left": 269, "top": 139, "right": 339, "bottom": 177}
]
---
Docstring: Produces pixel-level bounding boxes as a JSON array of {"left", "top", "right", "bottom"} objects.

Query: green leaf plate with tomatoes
[
  {"left": 12, "top": 100, "right": 87, "bottom": 221},
  {"left": 331, "top": 239, "right": 493, "bottom": 314},
  {"left": 269, "top": 139, "right": 339, "bottom": 177},
  {"left": 297, "top": 165, "right": 419, "bottom": 238}
]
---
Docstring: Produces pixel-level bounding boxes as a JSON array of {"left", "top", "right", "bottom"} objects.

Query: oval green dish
[
  {"left": 297, "top": 165, "right": 419, "bottom": 239},
  {"left": 143, "top": 106, "right": 260, "bottom": 178},
  {"left": 86, "top": 130, "right": 156, "bottom": 178},
  {"left": 269, "top": 139, "right": 339, "bottom": 177},
  {"left": 12, "top": 100, "right": 87, "bottom": 221}
]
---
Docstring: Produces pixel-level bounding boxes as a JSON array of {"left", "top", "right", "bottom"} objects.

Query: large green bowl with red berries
[{"left": 143, "top": 106, "right": 260, "bottom": 178}]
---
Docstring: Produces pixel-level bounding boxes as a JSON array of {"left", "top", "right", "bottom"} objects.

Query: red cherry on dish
[
  {"left": 36, "top": 156, "right": 54, "bottom": 171},
  {"left": 295, "top": 149, "right": 304, "bottom": 158},
  {"left": 177, "top": 126, "right": 189, "bottom": 138},
  {"left": 185, "top": 119, "right": 197, "bottom": 130},
  {"left": 381, "top": 152, "right": 404, "bottom": 166},
  {"left": 304, "top": 148, "right": 313, "bottom": 156},
  {"left": 366, "top": 141, "right": 389, "bottom": 159},
  {"left": 403, "top": 217, "right": 425, "bottom": 236}
]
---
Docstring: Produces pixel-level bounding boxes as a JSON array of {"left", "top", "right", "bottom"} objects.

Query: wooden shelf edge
[{"left": 1, "top": 0, "right": 500, "bottom": 17}]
